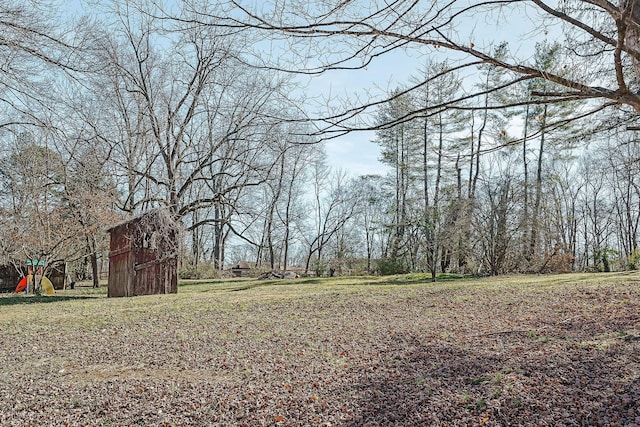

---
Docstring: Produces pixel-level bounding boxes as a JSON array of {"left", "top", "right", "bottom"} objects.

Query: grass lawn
[{"left": 1, "top": 272, "right": 639, "bottom": 426}]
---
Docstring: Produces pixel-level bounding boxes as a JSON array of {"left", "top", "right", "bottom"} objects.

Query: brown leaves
[{"left": 0, "top": 276, "right": 639, "bottom": 425}]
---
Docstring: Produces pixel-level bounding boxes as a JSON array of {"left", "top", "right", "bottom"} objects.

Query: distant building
[{"left": 230, "top": 260, "right": 252, "bottom": 277}]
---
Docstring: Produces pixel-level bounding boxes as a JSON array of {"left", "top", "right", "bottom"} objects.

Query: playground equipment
[{"left": 14, "top": 259, "right": 54, "bottom": 295}]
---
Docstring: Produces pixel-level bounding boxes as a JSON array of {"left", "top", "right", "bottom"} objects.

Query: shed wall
[
  {"left": 0, "top": 266, "right": 21, "bottom": 293},
  {"left": 108, "top": 222, "right": 134, "bottom": 297}
]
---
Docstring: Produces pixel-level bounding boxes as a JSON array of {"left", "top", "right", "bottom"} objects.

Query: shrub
[
  {"left": 179, "top": 263, "right": 218, "bottom": 279},
  {"left": 312, "top": 259, "right": 327, "bottom": 277},
  {"left": 376, "top": 257, "right": 408, "bottom": 276},
  {"left": 626, "top": 248, "right": 640, "bottom": 270}
]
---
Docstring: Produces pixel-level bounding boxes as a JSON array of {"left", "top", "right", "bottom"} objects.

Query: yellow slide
[{"left": 38, "top": 276, "right": 55, "bottom": 295}]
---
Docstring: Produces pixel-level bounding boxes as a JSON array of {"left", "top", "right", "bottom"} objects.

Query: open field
[{"left": 1, "top": 273, "right": 639, "bottom": 426}]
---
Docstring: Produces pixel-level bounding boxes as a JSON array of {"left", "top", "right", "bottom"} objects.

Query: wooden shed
[
  {"left": 0, "top": 265, "right": 22, "bottom": 293},
  {"left": 47, "top": 262, "right": 67, "bottom": 290},
  {"left": 107, "top": 210, "right": 179, "bottom": 297}
]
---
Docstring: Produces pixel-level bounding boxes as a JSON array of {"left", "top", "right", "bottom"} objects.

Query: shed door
[{"left": 133, "top": 258, "right": 160, "bottom": 296}]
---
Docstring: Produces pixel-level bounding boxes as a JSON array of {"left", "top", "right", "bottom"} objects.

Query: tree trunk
[
  {"left": 530, "top": 104, "right": 547, "bottom": 263},
  {"left": 192, "top": 211, "right": 200, "bottom": 267},
  {"left": 213, "top": 204, "right": 222, "bottom": 270},
  {"left": 88, "top": 235, "right": 99, "bottom": 288},
  {"left": 429, "top": 114, "right": 445, "bottom": 282},
  {"left": 473, "top": 75, "right": 490, "bottom": 199},
  {"left": 522, "top": 101, "right": 530, "bottom": 264}
]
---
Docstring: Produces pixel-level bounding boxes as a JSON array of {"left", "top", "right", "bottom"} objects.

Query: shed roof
[{"left": 107, "top": 208, "right": 178, "bottom": 233}]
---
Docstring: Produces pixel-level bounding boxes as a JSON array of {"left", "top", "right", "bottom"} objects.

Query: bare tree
[
  {"left": 603, "top": 133, "right": 640, "bottom": 266},
  {"left": 254, "top": 130, "right": 318, "bottom": 271},
  {"left": 0, "top": 1, "right": 85, "bottom": 132},
  {"left": 0, "top": 131, "right": 93, "bottom": 291},
  {"left": 580, "top": 154, "right": 615, "bottom": 271},
  {"left": 353, "top": 175, "right": 388, "bottom": 274},
  {"left": 59, "top": 138, "right": 119, "bottom": 287},
  {"left": 80, "top": 0, "right": 305, "bottom": 272},
  {"left": 475, "top": 165, "right": 520, "bottom": 276},
  {"left": 302, "top": 165, "right": 359, "bottom": 275},
  {"left": 182, "top": 0, "right": 640, "bottom": 141}
]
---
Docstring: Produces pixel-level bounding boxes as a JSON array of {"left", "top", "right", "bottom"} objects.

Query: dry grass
[{"left": 1, "top": 272, "right": 639, "bottom": 426}]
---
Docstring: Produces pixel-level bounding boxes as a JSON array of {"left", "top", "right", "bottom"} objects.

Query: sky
[
  {"left": 302, "top": 47, "right": 428, "bottom": 177},
  {"left": 324, "top": 131, "right": 380, "bottom": 176}
]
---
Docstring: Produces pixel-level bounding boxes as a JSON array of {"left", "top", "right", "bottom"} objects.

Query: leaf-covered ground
[{"left": 1, "top": 273, "right": 639, "bottom": 426}]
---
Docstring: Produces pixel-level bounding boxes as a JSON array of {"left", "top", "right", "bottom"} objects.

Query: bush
[
  {"left": 312, "top": 259, "right": 327, "bottom": 277},
  {"left": 626, "top": 248, "right": 640, "bottom": 270},
  {"left": 179, "top": 263, "right": 219, "bottom": 279},
  {"left": 376, "top": 257, "right": 408, "bottom": 276}
]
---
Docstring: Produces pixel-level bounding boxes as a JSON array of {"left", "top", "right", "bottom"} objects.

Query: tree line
[{"left": 1, "top": 0, "right": 640, "bottom": 281}]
